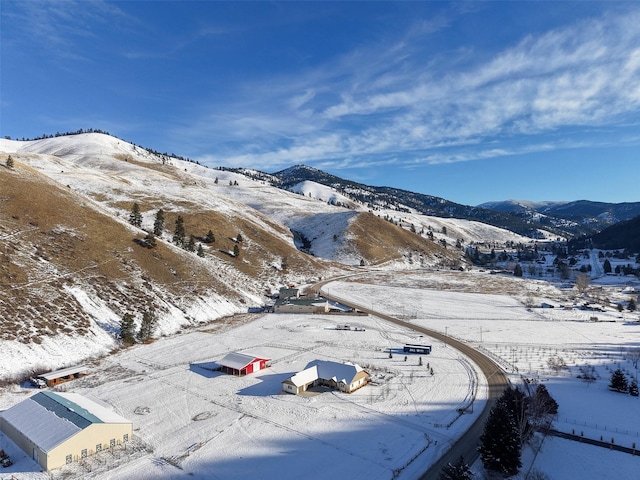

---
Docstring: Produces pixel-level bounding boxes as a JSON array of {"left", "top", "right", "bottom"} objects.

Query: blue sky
[{"left": 2, "top": 1, "right": 640, "bottom": 206}]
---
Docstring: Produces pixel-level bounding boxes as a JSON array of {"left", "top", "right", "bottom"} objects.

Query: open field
[{"left": 1, "top": 271, "right": 640, "bottom": 479}]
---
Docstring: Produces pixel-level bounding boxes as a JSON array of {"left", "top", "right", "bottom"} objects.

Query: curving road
[{"left": 318, "top": 281, "right": 509, "bottom": 479}]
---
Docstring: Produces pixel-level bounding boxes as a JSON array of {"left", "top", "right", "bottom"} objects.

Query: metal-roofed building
[
  {"left": 36, "top": 365, "right": 89, "bottom": 387},
  {"left": 0, "top": 391, "right": 132, "bottom": 471},
  {"left": 282, "top": 360, "right": 369, "bottom": 395},
  {"left": 218, "top": 353, "right": 271, "bottom": 376}
]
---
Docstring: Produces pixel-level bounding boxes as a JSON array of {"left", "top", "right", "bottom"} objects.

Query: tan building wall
[
  {"left": 46, "top": 422, "right": 133, "bottom": 471},
  {"left": 0, "top": 416, "right": 132, "bottom": 471}
]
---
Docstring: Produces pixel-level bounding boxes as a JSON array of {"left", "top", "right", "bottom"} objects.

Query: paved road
[{"left": 318, "top": 282, "right": 509, "bottom": 479}]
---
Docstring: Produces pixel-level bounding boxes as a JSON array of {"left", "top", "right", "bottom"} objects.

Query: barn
[
  {"left": 0, "top": 391, "right": 132, "bottom": 472},
  {"left": 282, "top": 360, "right": 369, "bottom": 395},
  {"left": 218, "top": 353, "right": 270, "bottom": 376}
]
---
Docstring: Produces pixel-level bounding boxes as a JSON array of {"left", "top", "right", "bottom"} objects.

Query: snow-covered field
[{"left": 1, "top": 271, "right": 640, "bottom": 479}]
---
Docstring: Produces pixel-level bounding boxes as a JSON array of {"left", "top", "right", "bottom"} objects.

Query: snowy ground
[{"left": 1, "top": 271, "right": 640, "bottom": 479}]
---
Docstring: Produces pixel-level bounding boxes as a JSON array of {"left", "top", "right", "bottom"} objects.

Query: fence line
[{"left": 557, "top": 417, "right": 640, "bottom": 438}]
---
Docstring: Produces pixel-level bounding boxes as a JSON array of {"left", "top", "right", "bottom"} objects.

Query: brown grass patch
[{"left": 348, "top": 212, "right": 461, "bottom": 267}]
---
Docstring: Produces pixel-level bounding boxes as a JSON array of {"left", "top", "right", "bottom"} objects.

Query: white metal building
[{"left": 0, "top": 391, "right": 132, "bottom": 471}]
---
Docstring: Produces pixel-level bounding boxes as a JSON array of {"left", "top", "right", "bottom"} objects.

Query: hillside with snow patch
[{"left": 0, "top": 133, "right": 525, "bottom": 379}]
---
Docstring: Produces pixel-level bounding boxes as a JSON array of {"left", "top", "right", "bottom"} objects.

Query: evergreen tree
[
  {"left": 137, "top": 309, "right": 157, "bottom": 343},
  {"left": 438, "top": 456, "right": 473, "bottom": 480},
  {"left": 6, "top": 155, "right": 14, "bottom": 168},
  {"left": 531, "top": 384, "right": 558, "bottom": 417},
  {"left": 204, "top": 229, "right": 215, "bottom": 243},
  {"left": 153, "top": 209, "right": 165, "bottom": 236},
  {"left": 603, "top": 258, "right": 612, "bottom": 274},
  {"left": 513, "top": 263, "right": 523, "bottom": 277},
  {"left": 236, "top": 233, "right": 243, "bottom": 243},
  {"left": 501, "top": 386, "right": 532, "bottom": 446},
  {"left": 119, "top": 313, "right": 136, "bottom": 345},
  {"left": 233, "top": 244, "right": 240, "bottom": 257},
  {"left": 197, "top": 244, "right": 205, "bottom": 257},
  {"left": 628, "top": 297, "right": 637, "bottom": 312},
  {"left": 479, "top": 397, "right": 522, "bottom": 475},
  {"left": 629, "top": 379, "right": 639, "bottom": 397},
  {"left": 173, "top": 215, "right": 185, "bottom": 246},
  {"left": 129, "top": 202, "right": 142, "bottom": 228},
  {"left": 186, "top": 235, "right": 196, "bottom": 252},
  {"left": 609, "top": 368, "right": 629, "bottom": 393}
]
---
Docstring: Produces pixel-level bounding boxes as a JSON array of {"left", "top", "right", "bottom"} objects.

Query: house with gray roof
[{"left": 0, "top": 391, "right": 132, "bottom": 471}]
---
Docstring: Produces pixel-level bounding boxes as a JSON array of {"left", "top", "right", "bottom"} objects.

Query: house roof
[
  {"left": 0, "top": 392, "right": 130, "bottom": 453},
  {"left": 286, "top": 361, "right": 367, "bottom": 387},
  {"left": 218, "top": 353, "right": 269, "bottom": 371},
  {"left": 287, "top": 365, "right": 320, "bottom": 387}
]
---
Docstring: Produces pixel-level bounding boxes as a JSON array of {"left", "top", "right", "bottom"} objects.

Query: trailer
[{"left": 403, "top": 344, "right": 432, "bottom": 354}]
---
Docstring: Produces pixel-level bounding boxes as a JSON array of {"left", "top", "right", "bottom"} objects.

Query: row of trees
[
  {"left": 437, "top": 383, "right": 558, "bottom": 479},
  {"left": 477, "top": 384, "right": 558, "bottom": 477}
]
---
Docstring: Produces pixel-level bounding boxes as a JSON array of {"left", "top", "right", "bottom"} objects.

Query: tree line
[{"left": 439, "top": 383, "right": 558, "bottom": 479}]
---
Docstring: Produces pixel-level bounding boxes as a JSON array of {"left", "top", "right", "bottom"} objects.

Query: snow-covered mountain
[{"left": 3, "top": 132, "right": 530, "bottom": 379}]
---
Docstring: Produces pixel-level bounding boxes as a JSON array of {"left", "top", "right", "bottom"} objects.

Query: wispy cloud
[
  {"left": 188, "top": 7, "right": 640, "bottom": 172},
  {"left": 3, "top": 0, "right": 132, "bottom": 60}
]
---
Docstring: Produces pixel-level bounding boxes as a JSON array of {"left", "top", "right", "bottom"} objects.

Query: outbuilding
[
  {"left": 218, "top": 353, "right": 270, "bottom": 376},
  {"left": 36, "top": 365, "right": 89, "bottom": 388},
  {"left": 0, "top": 391, "right": 132, "bottom": 472}
]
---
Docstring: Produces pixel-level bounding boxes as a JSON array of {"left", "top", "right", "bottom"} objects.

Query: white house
[{"left": 282, "top": 360, "right": 369, "bottom": 395}]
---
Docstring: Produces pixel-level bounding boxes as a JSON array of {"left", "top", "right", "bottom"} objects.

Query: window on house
[
  {"left": 96, "top": 444, "right": 102, "bottom": 452},
  {"left": 110, "top": 438, "right": 116, "bottom": 448},
  {"left": 66, "top": 454, "right": 72, "bottom": 464},
  {"left": 123, "top": 434, "right": 129, "bottom": 442},
  {"left": 81, "top": 449, "right": 87, "bottom": 458}
]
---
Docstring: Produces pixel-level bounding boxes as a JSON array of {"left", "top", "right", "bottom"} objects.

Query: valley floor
[{"left": 1, "top": 270, "right": 640, "bottom": 479}]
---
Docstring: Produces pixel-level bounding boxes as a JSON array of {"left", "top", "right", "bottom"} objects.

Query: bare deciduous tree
[{"left": 575, "top": 272, "right": 591, "bottom": 296}]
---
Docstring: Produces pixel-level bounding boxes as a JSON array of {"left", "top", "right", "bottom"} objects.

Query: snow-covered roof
[
  {"left": 287, "top": 361, "right": 366, "bottom": 387},
  {"left": 218, "top": 353, "right": 268, "bottom": 371},
  {"left": 310, "top": 360, "right": 365, "bottom": 384},
  {"left": 327, "top": 300, "right": 351, "bottom": 312},
  {"left": 288, "top": 365, "right": 320, "bottom": 387},
  {"left": 38, "top": 365, "right": 88, "bottom": 380},
  {"left": 0, "top": 392, "right": 130, "bottom": 453}
]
